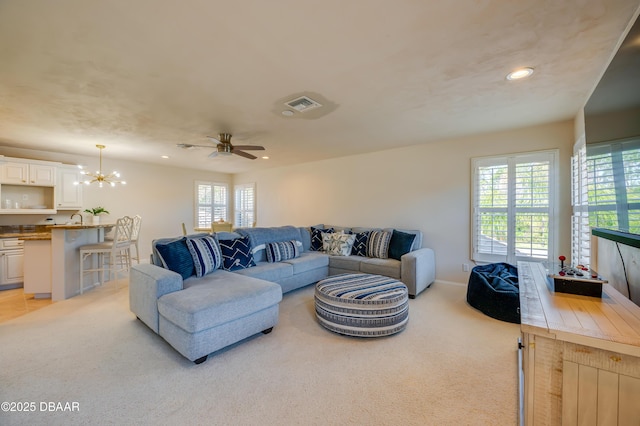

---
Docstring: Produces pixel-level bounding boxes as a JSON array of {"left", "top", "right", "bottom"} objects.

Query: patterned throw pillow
[
  {"left": 266, "top": 240, "right": 301, "bottom": 263},
  {"left": 185, "top": 235, "right": 222, "bottom": 277},
  {"left": 310, "top": 227, "right": 334, "bottom": 251},
  {"left": 218, "top": 236, "right": 256, "bottom": 271},
  {"left": 351, "top": 231, "right": 370, "bottom": 257},
  {"left": 155, "top": 238, "right": 195, "bottom": 280},
  {"left": 367, "top": 230, "right": 392, "bottom": 259},
  {"left": 323, "top": 232, "right": 356, "bottom": 256}
]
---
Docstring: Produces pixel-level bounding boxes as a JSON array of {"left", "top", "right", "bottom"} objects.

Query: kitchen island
[{"left": 48, "top": 224, "right": 114, "bottom": 301}]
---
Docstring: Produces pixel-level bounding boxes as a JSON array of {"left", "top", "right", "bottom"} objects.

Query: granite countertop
[
  {"left": 0, "top": 225, "right": 52, "bottom": 239},
  {"left": 47, "top": 223, "right": 115, "bottom": 230},
  {"left": 18, "top": 233, "right": 52, "bottom": 241}
]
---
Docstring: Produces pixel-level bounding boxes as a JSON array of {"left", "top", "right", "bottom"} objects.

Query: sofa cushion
[
  {"left": 185, "top": 235, "right": 222, "bottom": 277},
  {"left": 388, "top": 229, "right": 417, "bottom": 261},
  {"left": 283, "top": 252, "right": 329, "bottom": 274},
  {"left": 266, "top": 240, "right": 301, "bottom": 263},
  {"left": 351, "top": 231, "right": 370, "bottom": 257},
  {"left": 367, "top": 230, "right": 392, "bottom": 259},
  {"left": 154, "top": 237, "right": 194, "bottom": 280},
  {"left": 218, "top": 236, "right": 256, "bottom": 271},
  {"left": 310, "top": 227, "right": 333, "bottom": 251},
  {"left": 328, "top": 255, "right": 362, "bottom": 272},
  {"left": 322, "top": 232, "right": 356, "bottom": 256},
  {"left": 232, "top": 261, "right": 294, "bottom": 283},
  {"left": 360, "top": 257, "right": 401, "bottom": 279},
  {"left": 158, "top": 270, "right": 282, "bottom": 333}
]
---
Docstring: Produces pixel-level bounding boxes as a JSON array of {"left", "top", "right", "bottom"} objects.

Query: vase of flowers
[{"left": 84, "top": 207, "right": 109, "bottom": 225}]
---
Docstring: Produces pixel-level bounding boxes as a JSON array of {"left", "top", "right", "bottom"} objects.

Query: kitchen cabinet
[
  {"left": 1, "top": 162, "right": 56, "bottom": 186},
  {"left": 0, "top": 245, "right": 24, "bottom": 286},
  {"left": 23, "top": 239, "right": 51, "bottom": 298},
  {"left": 0, "top": 157, "right": 60, "bottom": 213},
  {"left": 55, "top": 165, "right": 83, "bottom": 209}
]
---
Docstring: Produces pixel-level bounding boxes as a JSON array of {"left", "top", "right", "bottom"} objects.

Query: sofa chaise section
[{"left": 129, "top": 236, "right": 282, "bottom": 364}]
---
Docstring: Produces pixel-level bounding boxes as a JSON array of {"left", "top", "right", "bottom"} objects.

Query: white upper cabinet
[
  {"left": 1, "top": 162, "right": 56, "bottom": 186},
  {"left": 55, "top": 165, "right": 83, "bottom": 209}
]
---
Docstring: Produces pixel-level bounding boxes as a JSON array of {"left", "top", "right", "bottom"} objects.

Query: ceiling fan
[{"left": 177, "top": 133, "right": 265, "bottom": 159}]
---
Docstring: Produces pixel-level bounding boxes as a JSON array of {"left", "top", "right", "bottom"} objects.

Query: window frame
[
  {"left": 194, "top": 181, "right": 229, "bottom": 229},
  {"left": 234, "top": 182, "right": 256, "bottom": 228},
  {"left": 471, "top": 149, "right": 558, "bottom": 264}
]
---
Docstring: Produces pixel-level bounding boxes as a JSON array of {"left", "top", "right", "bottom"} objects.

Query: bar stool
[
  {"left": 79, "top": 216, "right": 134, "bottom": 294},
  {"left": 129, "top": 215, "right": 142, "bottom": 264}
]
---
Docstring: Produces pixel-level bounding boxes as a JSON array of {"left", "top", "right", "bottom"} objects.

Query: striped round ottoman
[{"left": 314, "top": 273, "right": 409, "bottom": 337}]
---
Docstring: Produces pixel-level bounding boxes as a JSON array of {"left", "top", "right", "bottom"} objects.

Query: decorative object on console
[
  {"left": 78, "top": 145, "right": 126, "bottom": 187},
  {"left": 265, "top": 240, "right": 301, "bottom": 263},
  {"left": 186, "top": 235, "right": 222, "bottom": 277},
  {"left": 549, "top": 255, "right": 607, "bottom": 298},
  {"left": 218, "top": 236, "right": 256, "bottom": 271},
  {"left": 367, "top": 230, "right": 392, "bottom": 259}
]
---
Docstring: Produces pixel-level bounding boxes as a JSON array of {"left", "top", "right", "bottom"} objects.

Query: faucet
[{"left": 70, "top": 213, "right": 83, "bottom": 225}]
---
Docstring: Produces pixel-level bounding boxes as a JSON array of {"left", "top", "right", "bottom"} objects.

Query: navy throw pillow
[
  {"left": 351, "top": 231, "right": 370, "bottom": 256},
  {"left": 218, "top": 236, "right": 256, "bottom": 271},
  {"left": 388, "top": 230, "right": 417, "bottom": 260},
  {"left": 310, "top": 227, "right": 334, "bottom": 251},
  {"left": 155, "top": 238, "right": 194, "bottom": 280}
]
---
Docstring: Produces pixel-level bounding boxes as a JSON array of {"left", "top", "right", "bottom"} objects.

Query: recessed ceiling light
[
  {"left": 262, "top": 156, "right": 269, "bottom": 160},
  {"left": 506, "top": 67, "right": 534, "bottom": 81},
  {"left": 281, "top": 110, "right": 294, "bottom": 116},
  {"left": 161, "top": 155, "right": 169, "bottom": 159}
]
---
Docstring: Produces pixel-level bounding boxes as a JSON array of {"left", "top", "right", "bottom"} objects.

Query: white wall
[
  {"left": 0, "top": 147, "right": 231, "bottom": 263},
  {"left": 236, "top": 120, "right": 574, "bottom": 284}
]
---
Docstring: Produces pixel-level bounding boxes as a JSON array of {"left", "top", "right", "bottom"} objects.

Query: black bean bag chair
[{"left": 466, "top": 263, "right": 520, "bottom": 324}]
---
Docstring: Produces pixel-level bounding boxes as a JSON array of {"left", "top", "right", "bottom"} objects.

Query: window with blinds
[
  {"left": 587, "top": 137, "right": 640, "bottom": 235},
  {"left": 234, "top": 183, "right": 255, "bottom": 228},
  {"left": 472, "top": 150, "right": 558, "bottom": 264},
  {"left": 571, "top": 143, "right": 591, "bottom": 267},
  {"left": 195, "top": 181, "right": 228, "bottom": 229}
]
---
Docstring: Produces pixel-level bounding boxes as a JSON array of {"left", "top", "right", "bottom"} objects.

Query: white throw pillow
[{"left": 323, "top": 232, "right": 356, "bottom": 256}]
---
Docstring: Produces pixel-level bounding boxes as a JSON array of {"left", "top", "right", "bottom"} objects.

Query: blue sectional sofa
[{"left": 129, "top": 225, "right": 435, "bottom": 363}]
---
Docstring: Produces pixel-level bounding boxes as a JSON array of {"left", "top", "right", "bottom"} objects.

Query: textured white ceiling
[{"left": 0, "top": 0, "right": 639, "bottom": 173}]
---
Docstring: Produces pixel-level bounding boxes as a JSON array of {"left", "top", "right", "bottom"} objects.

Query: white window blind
[
  {"left": 195, "top": 181, "right": 228, "bottom": 229},
  {"left": 472, "top": 150, "right": 557, "bottom": 264},
  {"left": 234, "top": 183, "right": 255, "bottom": 228},
  {"left": 587, "top": 137, "right": 640, "bottom": 235},
  {"left": 571, "top": 142, "right": 591, "bottom": 267}
]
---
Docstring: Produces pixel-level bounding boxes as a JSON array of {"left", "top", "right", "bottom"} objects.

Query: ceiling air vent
[{"left": 284, "top": 95, "right": 322, "bottom": 113}]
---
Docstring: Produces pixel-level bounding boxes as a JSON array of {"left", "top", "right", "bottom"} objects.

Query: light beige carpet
[{"left": 0, "top": 280, "right": 519, "bottom": 426}]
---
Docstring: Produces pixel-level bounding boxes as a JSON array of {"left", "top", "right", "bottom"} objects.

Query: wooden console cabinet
[{"left": 518, "top": 261, "right": 640, "bottom": 426}]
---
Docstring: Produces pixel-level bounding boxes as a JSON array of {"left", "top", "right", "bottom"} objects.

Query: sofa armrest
[
  {"left": 401, "top": 248, "right": 436, "bottom": 297},
  {"left": 129, "top": 264, "right": 183, "bottom": 333}
]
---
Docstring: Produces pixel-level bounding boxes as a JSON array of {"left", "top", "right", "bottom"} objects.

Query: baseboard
[{"left": 433, "top": 279, "right": 467, "bottom": 287}]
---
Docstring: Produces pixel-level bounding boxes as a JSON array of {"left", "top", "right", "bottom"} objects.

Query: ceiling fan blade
[
  {"left": 232, "top": 145, "right": 265, "bottom": 151},
  {"left": 208, "top": 151, "right": 219, "bottom": 158},
  {"left": 233, "top": 150, "right": 257, "bottom": 160},
  {"left": 177, "top": 143, "right": 214, "bottom": 149}
]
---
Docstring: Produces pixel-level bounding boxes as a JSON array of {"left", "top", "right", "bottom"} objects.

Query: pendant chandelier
[{"left": 78, "top": 144, "right": 126, "bottom": 187}]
